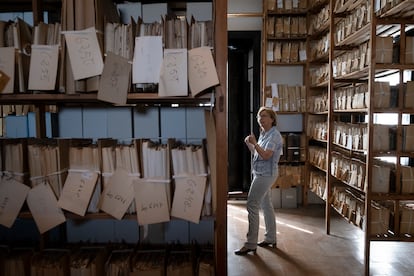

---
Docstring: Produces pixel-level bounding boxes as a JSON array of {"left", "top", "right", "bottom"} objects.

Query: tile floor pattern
[{"left": 227, "top": 200, "right": 414, "bottom": 276}]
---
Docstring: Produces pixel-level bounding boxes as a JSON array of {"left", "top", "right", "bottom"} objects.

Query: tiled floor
[{"left": 227, "top": 200, "right": 414, "bottom": 276}]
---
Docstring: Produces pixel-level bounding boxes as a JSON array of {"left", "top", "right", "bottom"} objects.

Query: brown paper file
[
  {"left": 97, "top": 52, "right": 131, "bottom": 105},
  {"left": 133, "top": 178, "right": 170, "bottom": 225},
  {"left": 64, "top": 27, "right": 104, "bottom": 80},
  {"left": 58, "top": 170, "right": 99, "bottom": 216},
  {"left": 159, "top": 48, "right": 188, "bottom": 97},
  {"left": 28, "top": 45, "right": 59, "bottom": 90},
  {"left": 0, "top": 177, "right": 30, "bottom": 228},
  {"left": 99, "top": 168, "right": 135, "bottom": 220},
  {"left": 171, "top": 175, "right": 206, "bottom": 224},
  {"left": 0, "top": 47, "right": 15, "bottom": 93},
  {"left": 26, "top": 183, "right": 66, "bottom": 234},
  {"left": 188, "top": 47, "right": 219, "bottom": 96}
]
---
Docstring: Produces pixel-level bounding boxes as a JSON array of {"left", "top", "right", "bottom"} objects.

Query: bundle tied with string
[{"left": 170, "top": 141, "right": 210, "bottom": 224}]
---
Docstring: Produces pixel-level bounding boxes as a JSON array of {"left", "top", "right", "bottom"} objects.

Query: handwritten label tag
[
  {"left": 133, "top": 178, "right": 170, "bottom": 225},
  {"left": 188, "top": 47, "right": 219, "bottom": 96},
  {"left": 26, "top": 182, "right": 66, "bottom": 234},
  {"left": 0, "top": 47, "right": 15, "bottom": 93},
  {"left": 159, "top": 48, "right": 188, "bottom": 97},
  {"left": 171, "top": 175, "right": 206, "bottom": 223},
  {"left": 64, "top": 28, "right": 104, "bottom": 80},
  {"left": 28, "top": 45, "right": 59, "bottom": 90},
  {"left": 99, "top": 168, "right": 135, "bottom": 220},
  {"left": 58, "top": 171, "right": 99, "bottom": 216},
  {"left": 0, "top": 177, "right": 30, "bottom": 228},
  {"left": 132, "top": 36, "right": 163, "bottom": 84},
  {"left": 98, "top": 52, "right": 131, "bottom": 105}
]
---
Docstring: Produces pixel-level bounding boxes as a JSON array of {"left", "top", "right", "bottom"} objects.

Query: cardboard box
[
  {"left": 403, "top": 125, "right": 414, "bottom": 152},
  {"left": 370, "top": 205, "right": 390, "bottom": 235},
  {"left": 400, "top": 206, "right": 414, "bottom": 234},
  {"left": 401, "top": 166, "right": 414, "bottom": 194},
  {"left": 271, "top": 188, "right": 281, "bottom": 209},
  {"left": 373, "top": 82, "right": 391, "bottom": 108},
  {"left": 371, "top": 165, "right": 390, "bottom": 193},
  {"left": 281, "top": 187, "right": 297, "bottom": 208},
  {"left": 406, "top": 36, "right": 414, "bottom": 64},
  {"left": 404, "top": 81, "right": 414, "bottom": 108},
  {"left": 376, "top": 36, "right": 393, "bottom": 63}
]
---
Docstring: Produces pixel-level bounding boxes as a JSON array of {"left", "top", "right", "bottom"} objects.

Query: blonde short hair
[{"left": 257, "top": 106, "right": 277, "bottom": 126}]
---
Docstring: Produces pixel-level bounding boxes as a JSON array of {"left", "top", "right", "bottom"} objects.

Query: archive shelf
[
  {"left": 262, "top": 0, "right": 308, "bottom": 205},
  {"left": 0, "top": 0, "right": 228, "bottom": 275},
  {"left": 305, "top": 0, "right": 330, "bottom": 211},
  {"left": 325, "top": 0, "right": 414, "bottom": 275}
]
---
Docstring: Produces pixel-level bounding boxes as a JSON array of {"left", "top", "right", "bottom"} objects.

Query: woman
[{"left": 235, "top": 106, "right": 283, "bottom": 255}]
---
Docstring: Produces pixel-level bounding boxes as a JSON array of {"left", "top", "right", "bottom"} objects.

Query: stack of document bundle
[
  {"left": 70, "top": 247, "right": 107, "bottom": 276},
  {"left": 130, "top": 249, "right": 166, "bottom": 276},
  {"left": 27, "top": 138, "right": 70, "bottom": 197},
  {"left": 30, "top": 249, "right": 70, "bottom": 276}
]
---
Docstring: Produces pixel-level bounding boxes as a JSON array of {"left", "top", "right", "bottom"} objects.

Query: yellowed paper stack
[
  {"left": 165, "top": 16, "right": 187, "bottom": 49},
  {"left": 27, "top": 138, "right": 70, "bottom": 197},
  {"left": 70, "top": 247, "right": 107, "bottom": 276},
  {"left": 3, "top": 139, "right": 28, "bottom": 184},
  {"left": 188, "top": 17, "right": 213, "bottom": 49},
  {"left": 30, "top": 249, "right": 70, "bottom": 276},
  {"left": 166, "top": 250, "right": 193, "bottom": 276},
  {"left": 3, "top": 248, "right": 33, "bottom": 276},
  {"left": 130, "top": 249, "right": 166, "bottom": 276},
  {"left": 106, "top": 249, "right": 132, "bottom": 276}
]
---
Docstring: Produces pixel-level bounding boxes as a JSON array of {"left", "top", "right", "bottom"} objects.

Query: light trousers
[{"left": 244, "top": 175, "right": 277, "bottom": 249}]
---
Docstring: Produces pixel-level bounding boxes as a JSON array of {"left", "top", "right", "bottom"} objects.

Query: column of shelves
[
  {"left": 306, "top": 0, "right": 330, "bottom": 218},
  {"left": 329, "top": 0, "right": 414, "bottom": 274},
  {"left": 327, "top": 0, "right": 370, "bottom": 238},
  {"left": 263, "top": 0, "right": 309, "bottom": 204},
  {"left": 364, "top": 1, "right": 414, "bottom": 274}
]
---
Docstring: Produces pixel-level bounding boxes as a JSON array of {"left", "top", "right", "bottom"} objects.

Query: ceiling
[{"left": 0, "top": 0, "right": 212, "bottom": 12}]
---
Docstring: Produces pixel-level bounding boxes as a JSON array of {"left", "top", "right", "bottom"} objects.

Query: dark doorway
[{"left": 227, "top": 31, "right": 261, "bottom": 195}]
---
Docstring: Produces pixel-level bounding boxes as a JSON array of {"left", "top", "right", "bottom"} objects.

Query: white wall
[{"left": 228, "top": 0, "right": 262, "bottom": 31}]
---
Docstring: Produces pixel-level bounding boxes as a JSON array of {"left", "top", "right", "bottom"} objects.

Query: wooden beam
[
  {"left": 32, "top": 0, "right": 44, "bottom": 25},
  {"left": 214, "top": 0, "right": 228, "bottom": 275}
]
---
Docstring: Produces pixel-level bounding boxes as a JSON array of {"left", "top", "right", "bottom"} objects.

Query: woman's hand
[{"left": 248, "top": 134, "right": 257, "bottom": 145}]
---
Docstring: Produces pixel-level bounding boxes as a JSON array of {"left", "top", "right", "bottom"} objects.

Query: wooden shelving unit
[
  {"left": 306, "top": 0, "right": 330, "bottom": 215},
  {"left": 262, "top": 0, "right": 308, "bottom": 205},
  {"left": 327, "top": 1, "right": 414, "bottom": 275},
  {"left": 306, "top": 1, "right": 414, "bottom": 274},
  {"left": 0, "top": 0, "right": 228, "bottom": 274}
]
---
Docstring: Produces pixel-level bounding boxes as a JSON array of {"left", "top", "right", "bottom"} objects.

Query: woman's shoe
[
  {"left": 257, "top": 241, "right": 277, "bottom": 248},
  {"left": 234, "top": 247, "right": 257, "bottom": 255}
]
